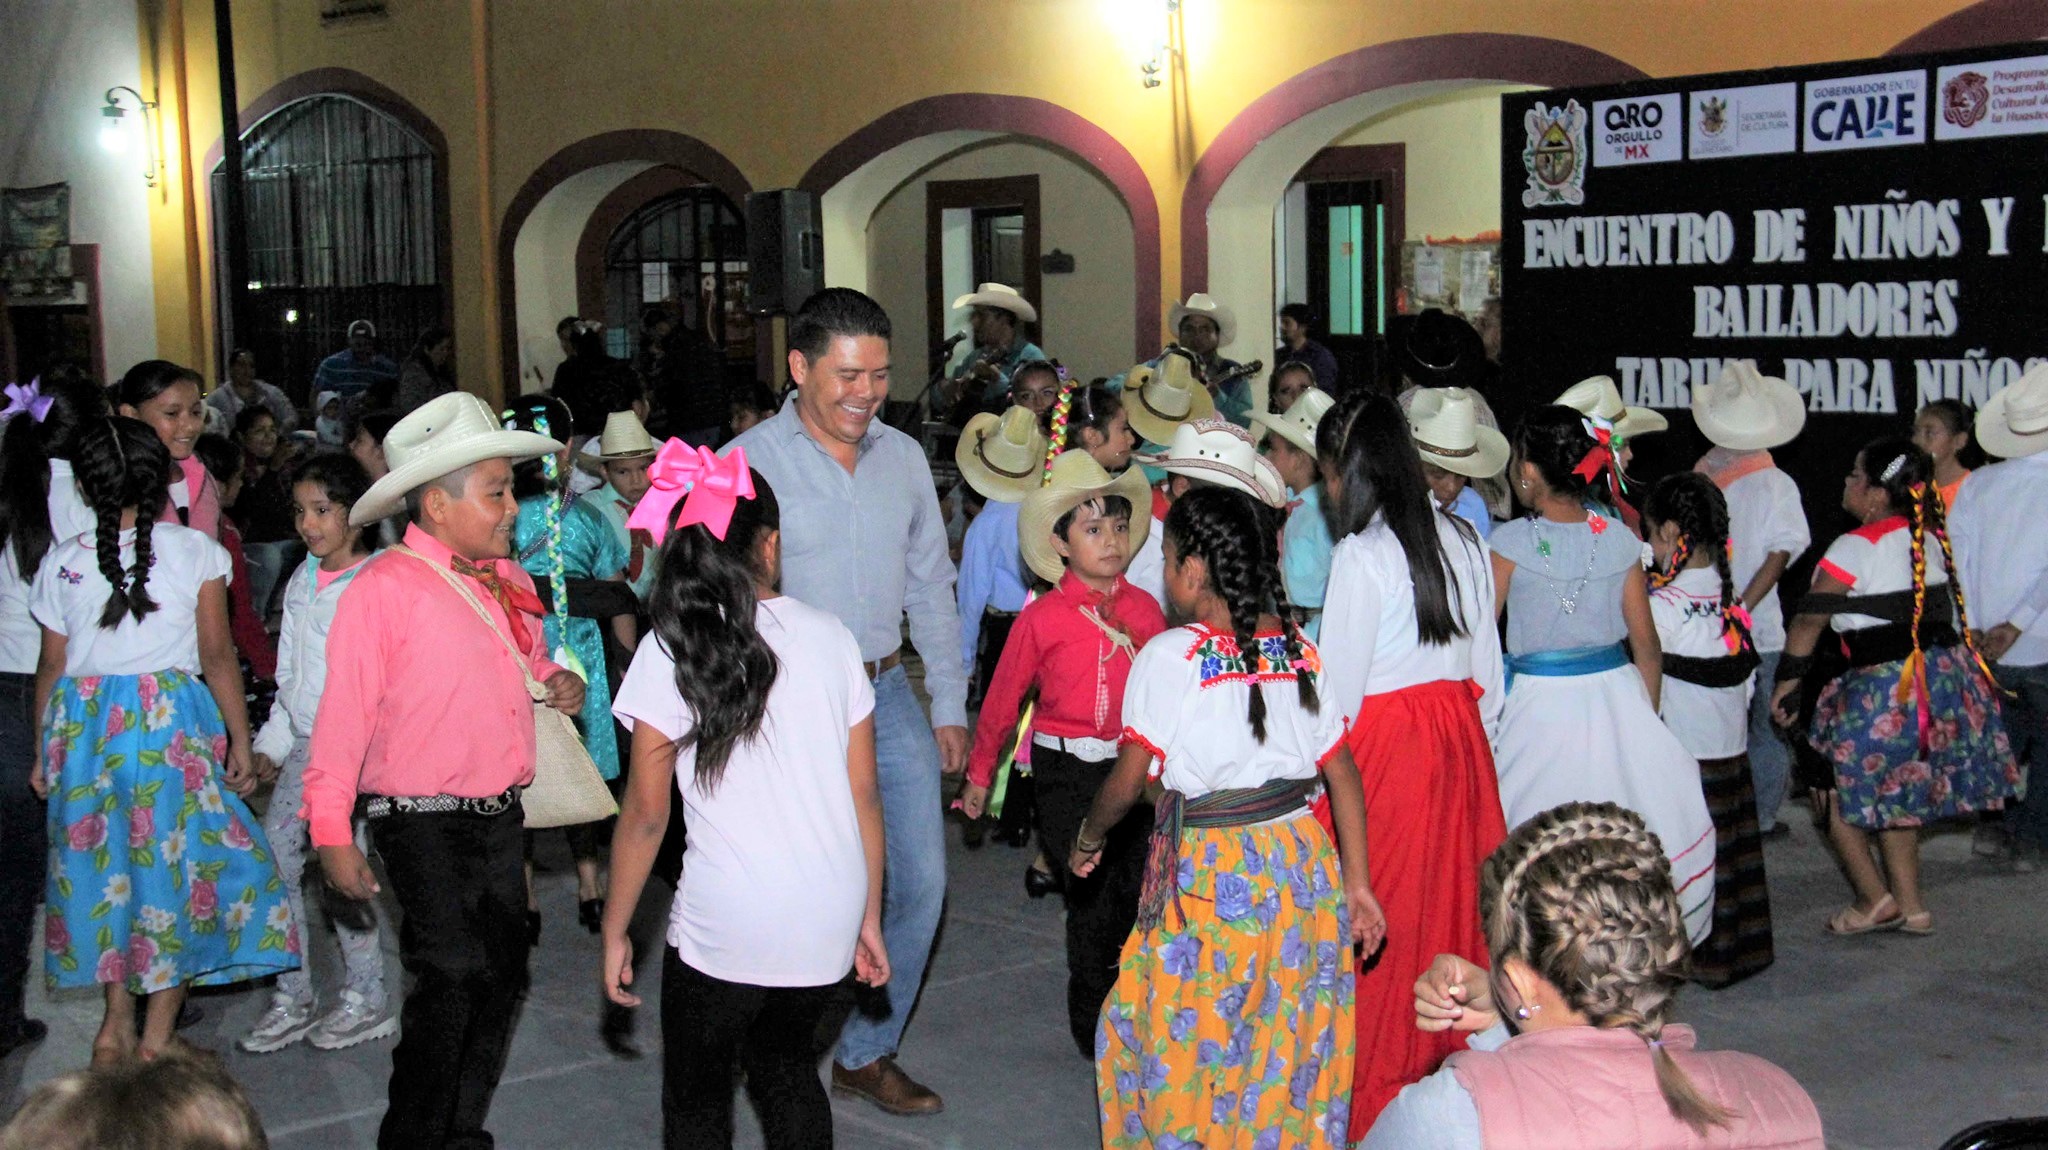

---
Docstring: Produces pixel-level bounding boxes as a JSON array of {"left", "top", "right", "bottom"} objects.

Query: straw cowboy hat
[
  {"left": 1407, "top": 387, "right": 1510, "bottom": 479},
  {"left": 951, "top": 282, "right": 1038, "bottom": 324},
  {"left": 1389, "top": 308, "right": 1487, "bottom": 391},
  {"left": 1168, "top": 293, "right": 1236, "bottom": 345},
  {"left": 1693, "top": 360, "right": 1806, "bottom": 450},
  {"left": 1122, "top": 352, "right": 1216, "bottom": 447},
  {"left": 1140, "top": 418, "right": 1289, "bottom": 508},
  {"left": 1018, "top": 450, "right": 1154, "bottom": 585},
  {"left": 1554, "top": 375, "right": 1668, "bottom": 442},
  {"left": 352, "top": 392, "right": 564, "bottom": 526},
  {"left": 594, "top": 409, "right": 657, "bottom": 460},
  {"left": 955, "top": 405, "right": 1051, "bottom": 503},
  {"left": 1248, "top": 387, "right": 1336, "bottom": 459},
  {"left": 1977, "top": 361, "right": 2048, "bottom": 459}
]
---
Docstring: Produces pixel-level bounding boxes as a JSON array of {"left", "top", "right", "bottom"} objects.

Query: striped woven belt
[
  {"left": 1137, "top": 777, "right": 1319, "bottom": 931},
  {"left": 359, "top": 787, "right": 521, "bottom": 821}
]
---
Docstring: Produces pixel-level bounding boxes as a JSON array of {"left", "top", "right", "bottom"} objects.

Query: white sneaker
[
  {"left": 239, "top": 993, "right": 316, "bottom": 1053},
  {"left": 308, "top": 989, "right": 396, "bottom": 1051}
]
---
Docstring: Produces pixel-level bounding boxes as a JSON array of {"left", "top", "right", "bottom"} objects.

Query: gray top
[
  {"left": 1362, "top": 1023, "right": 1510, "bottom": 1150},
  {"left": 1491, "top": 515, "right": 1643, "bottom": 655},
  {"left": 726, "top": 398, "right": 968, "bottom": 729}
]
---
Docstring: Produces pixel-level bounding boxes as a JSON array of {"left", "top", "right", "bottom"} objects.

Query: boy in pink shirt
[{"left": 304, "top": 393, "right": 584, "bottom": 1150}]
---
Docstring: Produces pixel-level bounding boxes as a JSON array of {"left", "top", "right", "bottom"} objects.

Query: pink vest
[{"left": 1448, "top": 1025, "right": 1823, "bottom": 1150}]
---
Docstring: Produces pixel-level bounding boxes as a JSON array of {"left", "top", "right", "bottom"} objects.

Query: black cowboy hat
[{"left": 1388, "top": 308, "right": 1488, "bottom": 391}]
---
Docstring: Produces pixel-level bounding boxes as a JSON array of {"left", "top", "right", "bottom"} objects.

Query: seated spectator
[
  {"left": 1, "top": 1042, "right": 268, "bottom": 1150},
  {"left": 312, "top": 319, "right": 399, "bottom": 403},
  {"left": 1366, "top": 802, "right": 1823, "bottom": 1150},
  {"left": 206, "top": 349, "right": 297, "bottom": 437}
]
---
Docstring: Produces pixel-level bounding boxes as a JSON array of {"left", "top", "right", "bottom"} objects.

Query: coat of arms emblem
[
  {"left": 1944, "top": 71, "right": 1991, "bottom": 130},
  {"left": 1699, "top": 96, "right": 1729, "bottom": 137},
  {"left": 1522, "top": 100, "right": 1587, "bottom": 208}
]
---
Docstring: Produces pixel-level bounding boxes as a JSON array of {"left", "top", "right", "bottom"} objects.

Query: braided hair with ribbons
[{"left": 1643, "top": 472, "right": 1754, "bottom": 657}]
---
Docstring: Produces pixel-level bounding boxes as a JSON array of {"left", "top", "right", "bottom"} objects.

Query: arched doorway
[
  {"left": 581, "top": 179, "right": 747, "bottom": 365},
  {"left": 1182, "top": 35, "right": 1646, "bottom": 390},
  {"left": 212, "top": 82, "right": 451, "bottom": 405}
]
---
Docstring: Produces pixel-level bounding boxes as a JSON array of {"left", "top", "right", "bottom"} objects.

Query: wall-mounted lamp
[
  {"left": 1140, "top": 0, "right": 1179, "bottom": 88},
  {"left": 100, "top": 86, "right": 159, "bottom": 187}
]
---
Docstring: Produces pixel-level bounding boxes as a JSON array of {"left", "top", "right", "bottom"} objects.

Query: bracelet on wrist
[{"left": 1074, "top": 824, "right": 1106, "bottom": 855}]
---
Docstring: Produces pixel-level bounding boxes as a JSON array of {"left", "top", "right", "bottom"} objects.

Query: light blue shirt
[
  {"left": 726, "top": 399, "right": 968, "bottom": 729},
  {"left": 1450, "top": 484, "right": 1494, "bottom": 541},
  {"left": 1282, "top": 484, "right": 1335, "bottom": 641},
  {"left": 1361, "top": 1023, "right": 1509, "bottom": 1150},
  {"left": 957, "top": 498, "right": 1030, "bottom": 673}
]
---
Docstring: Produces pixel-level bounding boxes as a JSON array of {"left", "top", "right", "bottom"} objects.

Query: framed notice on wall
[
  {"left": 1399, "top": 238, "right": 1500, "bottom": 317},
  {"left": 1501, "top": 42, "right": 2048, "bottom": 531}
]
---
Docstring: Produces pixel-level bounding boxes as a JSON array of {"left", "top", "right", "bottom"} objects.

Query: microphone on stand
[{"left": 931, "top": 330, "right": 967, "bottom": 364}]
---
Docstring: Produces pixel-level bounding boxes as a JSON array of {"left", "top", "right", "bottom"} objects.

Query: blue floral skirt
[
  {"left": 1810, "top": 646, "right": 2020, "bottom": 830},
  {"left": 42, "top": 671, "right": 299, "bottom": 993},
  {"left": 1096, "top": 811, "right": 1355, "bottom": 1149}
]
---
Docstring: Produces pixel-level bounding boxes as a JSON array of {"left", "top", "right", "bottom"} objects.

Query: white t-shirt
[
  {"left": 1320, "top": 507, "right": 1504, "bottom": 740},
  {"left": 29, "top": 523, "right": 232, "bottom": 677},
  {"left": 1720, "top": 467, "right": 1810, "bottom": 652},
  {"left": 611, "top": 595, "right": 875, "bottom": 988},
  {"left": 1121, "top": 624, "right": 1345, "bottom": 795},
  {"left": 0, "top": 462, "right": 102, "bottom": 674},
  {"left": 1650, "top": 566, "right": 1753, "bottom": 760},
  {"left": 1127, "top": 506, "right": 1167, "bottom": 607},
  {"left": 1815, "top": 516, "right": 1949, "bottom": 632}
]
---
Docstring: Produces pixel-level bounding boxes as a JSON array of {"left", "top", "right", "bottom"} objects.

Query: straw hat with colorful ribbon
[{"left": 1554, "top": 375, "right": 1668, "bottom": 444}]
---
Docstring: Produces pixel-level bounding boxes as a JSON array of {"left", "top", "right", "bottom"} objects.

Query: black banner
[{"left": 1500, "top": 42, "right": 2048, "bottom": 536}]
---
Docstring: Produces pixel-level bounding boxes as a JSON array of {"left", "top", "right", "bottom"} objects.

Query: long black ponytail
[
  {"left": 0, "top": 368, "right": 106, "bottom": 579},
  {"left": 1164, "top": 485, "right": 1318, "bottom": 742},
  {"left": 71, "top": 418, "right": 172, "bottom": 628},
  {"left": 646, "top": 468, "right": 782, "bottom": 792}
]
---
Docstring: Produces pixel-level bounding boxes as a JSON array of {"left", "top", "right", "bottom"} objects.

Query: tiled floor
[{"left": 6, "top": 811, "right": 2043, "bottom": 1148}]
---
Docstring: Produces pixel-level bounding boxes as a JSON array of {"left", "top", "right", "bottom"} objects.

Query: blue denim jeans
[
  {"left": 1998, "top": 662, "right": 2048, "bottom": 849},
  {"left": 1748, "top": 651, "right": 1793, "bottom": 831},
  {"left": 836, "top": 665, "right": 947, "bottom": 1069}
]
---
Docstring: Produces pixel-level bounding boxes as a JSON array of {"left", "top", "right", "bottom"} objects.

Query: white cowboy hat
[
  {"left": 1122, "top": 353, "right": 1216, "bottom": 447},
  {"left": 1248, "top": 388, "right": 1336, "bottom": 459},
  {"left": 1018, "top": 450, "right": 1154, "bottom": 585},
  {"left": 1554, "top": 375, "right": 1668, "bottom": 442},
  {"left": 351, "top": 392, "right": 564, "bottom": 526},
  {"left": 1140, "top": 418, "right": 1288, "bottom": 508},
  {"left": 951, "top": 282, "right": 1038, "bottom": 324},
  {"left": 1977, "top": 361, "right": 2048, "bottom": 459},
  {"left": 594, "top": 409, "right": 657, "bottom": 460},
  {"left": 1692, "top": 360, "right": 1806, "bottom": 450},
  {"left": 1168, "top": 293, "right": 1236, "bottom": 346},
  {"left": 955, "top": 405, "right": 1050, "bottom": 503},
  {"left": 1407, "top": 387, "right": 1510, "bottom": 479}
]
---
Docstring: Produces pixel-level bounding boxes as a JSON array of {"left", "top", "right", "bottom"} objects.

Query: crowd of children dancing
[{"left": 0, "top": 285, "right": 2039, "bottom": 1150}]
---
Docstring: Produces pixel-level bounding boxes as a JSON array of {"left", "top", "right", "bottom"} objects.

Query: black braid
[
  {"left": 127, "top": 495, "right": 160, "bottom": 622},
  {"left": 1166, "top": 486, "right": 1288, "bottom": 742},
  {"left": 73, "top": 418, "right": 173, "bottom": 628},
  {"left": 1644, "top": 471, "right": 1751, "bottom": 653},
  {"left": 92, "top": 499, "right": 129, "bottom": 629}
]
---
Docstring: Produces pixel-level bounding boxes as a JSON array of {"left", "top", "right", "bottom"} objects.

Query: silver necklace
[{"left": 1532, "top": 519, "right": 1599, "bottom": 615}]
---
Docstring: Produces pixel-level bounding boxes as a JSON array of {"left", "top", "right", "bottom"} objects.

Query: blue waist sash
[{"left": 1506, "top": 642, "right": 1629, "bottom": 691}]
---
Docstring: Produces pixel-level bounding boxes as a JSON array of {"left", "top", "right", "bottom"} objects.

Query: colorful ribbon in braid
[
  {"left": 505, "top": 408, "right": 587, "bottom": 683},
  {"left": 1044, "top": 375, "right": 1076, "bottom": 479},
  {"left": 1897, "top": 481, "right": 1934, "bottom": 751}
]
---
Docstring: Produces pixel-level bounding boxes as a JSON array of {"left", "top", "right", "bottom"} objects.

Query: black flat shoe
[
  {"left": 1025, "top": 865, "right": 1061, "bottom": 899},
  {"left": 527, "top": 910, "right": 542, "bottom": 946},
  {"left": 578, "top": 898, "right": 605, "bottom": 934}
]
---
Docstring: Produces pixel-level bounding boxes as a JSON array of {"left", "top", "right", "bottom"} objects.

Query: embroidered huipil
[{"left": 965, "top": 572, "right": 1166, "bottom": 786}]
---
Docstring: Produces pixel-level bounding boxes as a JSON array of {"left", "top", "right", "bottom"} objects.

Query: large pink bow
[{"left": 626, "top": 440, "right": 756, "bottom": 543}]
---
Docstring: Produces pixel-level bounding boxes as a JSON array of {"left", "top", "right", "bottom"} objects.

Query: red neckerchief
[
  {"left": 448, "top": 555, "right": 544, "bottom": 656},
  {"left": 616, "top": 498, "right": 654, "bottom": 582}
]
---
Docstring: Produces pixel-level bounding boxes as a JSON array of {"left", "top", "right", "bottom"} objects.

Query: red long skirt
[{"left": 1315, "top": 678, "right": 1506, "bottom": 1142}]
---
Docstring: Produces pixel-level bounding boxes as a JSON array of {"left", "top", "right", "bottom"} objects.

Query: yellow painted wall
[
  {"left": 1335, "top": 84, "right": 1539, "bottom": 241},
  {"left": 128, "top": 0, "right": 1995, "bottom": 396}
]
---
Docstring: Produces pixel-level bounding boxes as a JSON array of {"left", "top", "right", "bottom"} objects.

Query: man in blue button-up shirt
[{"left": 726, "top": 288, "right": 962, "bottom": 1116}]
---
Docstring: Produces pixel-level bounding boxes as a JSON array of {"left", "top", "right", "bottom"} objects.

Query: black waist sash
[{"left": 1663, "top": 648, "right": 1762, "bottom": 689}]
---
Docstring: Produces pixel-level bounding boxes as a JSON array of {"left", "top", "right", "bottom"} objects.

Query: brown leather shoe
[{"left": 831, "top": 1057, "right": 945, "bottom": 1116}]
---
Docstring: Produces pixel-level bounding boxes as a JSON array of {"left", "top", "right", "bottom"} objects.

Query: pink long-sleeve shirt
[{"left": 302, "top": 523, "right": 564, "bottom": 847}]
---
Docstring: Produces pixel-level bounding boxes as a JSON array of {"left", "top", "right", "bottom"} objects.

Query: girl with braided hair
[
  {"left": 28, "top": 417, "right": 296, "bottom": 1065},
  {"left": 1492, "top": 406, "right": 1717, "bottom": 945},
  {"left": 1769, "top": 439, "right": 2017, "bottom": 937},
  {"left": 1074, "top": 484, "right": 1382, "bottom": 1148},
  {"left": 1366, "top": 801, "right": 1823, "bottom": 1149},
  {"left": 1642, "top": 472, "right": 1774, "bottom": 987},
  {"left": 1314, "top": 390, "right": 1508, "bottom": 1138}
]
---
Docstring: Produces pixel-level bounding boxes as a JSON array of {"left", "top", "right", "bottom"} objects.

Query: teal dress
[{"left": 515, "top": 493, "right": 629, "bottom": 780}]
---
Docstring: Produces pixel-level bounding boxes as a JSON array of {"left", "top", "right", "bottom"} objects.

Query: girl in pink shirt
[{"left": 604, "top": 457, "right": 888, "bottom": 1149}]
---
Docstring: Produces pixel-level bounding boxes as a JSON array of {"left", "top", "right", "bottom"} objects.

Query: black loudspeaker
[{"left": 745, "top": 188, "right": 824, "bottom": 315}]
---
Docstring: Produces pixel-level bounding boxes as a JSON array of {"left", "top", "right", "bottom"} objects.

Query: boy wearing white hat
[
  {"left": 1692, "top": 360, "right": 1811, "bottom": 834},
  {"left": 949, "top": 283, "right": 1046, "bottom": 415},
  {"left": 1407, "top": 386, "right": 1509, "bottom": 541},
  {"left": 587, "top": 409, "right": 661, "bottom": 602},
  {"left": 1948, "top": 362, "right": 2048, "bottom": 867},
  {"left": 304, "top": 392, "right": 585, "bottom": 1150},
  {"left": 1124, "top": 418, "right": 1288, "bottom": 606},
  {"left": 1251, "top": 388, "right": 1338, "bottom": 639}
]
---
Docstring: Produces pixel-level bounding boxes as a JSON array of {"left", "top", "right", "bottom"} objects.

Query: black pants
[
  {"left": 661, "top": 950, "right": 835, "bottom": 1150},
  {"left": 1031, "top": 746, "right": 1150, "bottom": 1057},
  {"left": 371, "top": 803, "right": 531, "bottom": 1150},
  {"left": 0, "top": 674, "right": 44, "bottom": 1033}
]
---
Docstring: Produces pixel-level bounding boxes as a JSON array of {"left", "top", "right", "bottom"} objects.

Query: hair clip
[
  {"left": 1879, "top": 454, "right": 1909, "bottom": 483},
  {"left": 1, "top": 379, "right": 52, "bottom": 425}
]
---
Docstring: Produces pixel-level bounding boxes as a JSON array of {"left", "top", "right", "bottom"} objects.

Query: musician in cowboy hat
[
  {"left": 1109, "top": 295, "right": 1259, "bottom": 430},
  {"left": 305, "top": 391, "right": 586, "bottom": 1150},
  {"left": 1947, "top": 362, "right": 2048, "bottom": 868},
  {"left": 948, "top": 282, "right": 1046, "bottom": 417}
]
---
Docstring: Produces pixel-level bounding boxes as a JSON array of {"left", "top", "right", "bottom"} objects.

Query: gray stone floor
[{"left": 4, "top": 812, "right": 2044, "bottom": 1148}]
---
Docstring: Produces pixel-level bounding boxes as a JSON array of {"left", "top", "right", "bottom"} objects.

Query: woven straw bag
[{"left": 393, "top": 547, "right": 618, "bottom": 829}]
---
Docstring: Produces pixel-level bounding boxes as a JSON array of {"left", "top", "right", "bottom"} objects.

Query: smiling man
[{"left": 727, "top": 288, "right": 964, "bottom": 1117}]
